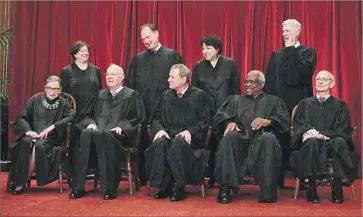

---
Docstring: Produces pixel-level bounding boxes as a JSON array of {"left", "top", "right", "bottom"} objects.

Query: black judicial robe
[
  {"left": 145, "top": 86, "right": 211, "bottom": 187},
  {"left": 77, "top": 87, "right": 145, "bottom": 146},
  {"left": 212, "top": 93, "right": 289, "bottom": 192},
  {"left": 60, "top": 63, "right": 102, "bottom": 121},
  {"left": 290, "top": 96, "right": 359, "bottom": 180},
  {"left": 264, "top": 46, "right": 317, "bottom": 114},
  {"left": 192, "top": 56, "right": 240, "bottom": 115},
  {"left": 126, "top": 46, "right": 183, "bottom": 121},
  {"left": 213, "top": 93, "right": 289, "bottom": 140},
  {"left": 11, "top": 94, "right": 74, "bottom": 186}
]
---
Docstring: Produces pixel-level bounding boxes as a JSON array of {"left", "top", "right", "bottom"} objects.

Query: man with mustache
[
  {"left": 69, "top": 64, "right": 145, "bottom": 200},
  {"left": 126, "top": 23, "right": 183, "bottom": 185},
  {"left": 264, "top": 19, "right": 317, "bottom": 187},
  {"left": 213, "top": 70, "right": 289, "bottom": 203}
]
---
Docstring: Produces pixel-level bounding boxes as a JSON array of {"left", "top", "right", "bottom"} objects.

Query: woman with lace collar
[{"left": 9, "top": 76, "right": 74, "bottom": 195}]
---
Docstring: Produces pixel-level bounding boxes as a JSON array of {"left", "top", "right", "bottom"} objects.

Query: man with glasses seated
[
  {"left": 290, "top": 70, "right": 359, "bottom": 204},
  {"left": 69, "top": 64, "right": 145, "bottom": 200},
  {"left": 9, "top": 76, "right": 74, "bottom": 195},
  {"left": 213, "top": 70, "right": 289, "bottom": 203}
]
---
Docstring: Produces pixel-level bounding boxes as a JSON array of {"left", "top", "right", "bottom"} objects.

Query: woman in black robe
[
  {"left": 10, "top": 76, "right": 74, "bottom": 194},
  {"left": 60, "top": 40, "right": 102, "bottom": 167},
  {"left": 191, "top": 35, "right": 240, "bottom": 187}
]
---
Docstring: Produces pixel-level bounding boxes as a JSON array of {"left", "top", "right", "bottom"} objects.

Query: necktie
[
  {"left": 319, "top": 97, "right": 325, "bottom": 103},
  {"left": 177, "top": 92, "right": 183, "bottom": 99},
  {"left": 112, "top": 91, "right": 117, "bottom": 97},
  {"left": 152, "top": 50, "right": 157, "bottom": 55}
]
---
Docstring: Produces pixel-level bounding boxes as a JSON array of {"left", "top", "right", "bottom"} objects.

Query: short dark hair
[
  {"left": 69, "top": 40, "right": 89, "bottom": 59},
  {"left": 138, "top": 23, "right": 158, "bottom": 33},
  {"left": 200, "top": 35, "right": 223, "bottom": 54}
]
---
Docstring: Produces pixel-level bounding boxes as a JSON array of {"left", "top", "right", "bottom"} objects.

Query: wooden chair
[
  {"left": 290, "top": 105, "right": 357, "bottom": 200},
  {"left": 92, "top": 124, "right": 142, "bottom": 196},
  {"left": 6, "top": 92, "right": 76, "bottom": 193},
  {"left": 146, "top": 125, "right": 212, "bottom": 198}
]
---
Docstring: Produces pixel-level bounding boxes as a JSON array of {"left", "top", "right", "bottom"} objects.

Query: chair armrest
[
  {"left": 63, "top": 123, "right": 72, "bottom": 148},
  {"left": 146, "top": 124, "right": 154, "bottom": 140},
  {"left": 204, "top": 126, "right": 212, "bottom": 149}
]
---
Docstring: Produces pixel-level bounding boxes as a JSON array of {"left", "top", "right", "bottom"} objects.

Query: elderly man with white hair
[
  {"left": 213, "top": 70, "right": 289, "bottom": 203},
  {"left": 264, "top": 19, "right": 318, "bottom": 187},
  {"left": 70, "top": 64, "right": 145, "bottom": 200},
  {"left": 290, "top": 70, "right": 359, "bottom": 204}
]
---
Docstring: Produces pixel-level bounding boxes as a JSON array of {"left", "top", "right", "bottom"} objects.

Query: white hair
[
  {"left": 249, "top": 70, "right": 265, "bottom": 84},
  {"left": 282, "top": 19, "right": 302, "bottom": 31},
  {"left": 107, "top": 63, "right": 124, "bottom": 75}
]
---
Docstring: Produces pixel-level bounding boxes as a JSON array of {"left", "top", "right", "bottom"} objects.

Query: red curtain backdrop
[{"left": 9, "top": 1, "right": 362, "bottom": 163}]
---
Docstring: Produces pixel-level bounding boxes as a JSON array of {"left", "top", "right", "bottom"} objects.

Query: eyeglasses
[
  {"left": 244, "top": 80, "right": 262, "bottom": 85},
  {"left": 106, "top": 72, "right": 123, "bottom": 76},
  {"left": 315, "top": 78, "right": 332, "bottom": 82},
  {"left": 45, "top": 87, "right": 61, "bottom": 92}
]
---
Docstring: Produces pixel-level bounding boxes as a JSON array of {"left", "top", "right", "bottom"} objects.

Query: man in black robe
[
  {"left": 69, "top": 64, "right": 145, "bottom": 200},
  {"left": 213, "top": 70, "right": 289, "bottom": 203},
  {"left": 264, "top": 19, "right": 317, "bottom": 182},
  {"left": 290, "top": 70, "right": 359, "bottom": 204},
  {"left": 126, "top": 23, "right": 183, "bottom": 184},
  {"left": 145, "top": 64, "right": 210, "bottom": 202},
  {"left": 10, "top": 76, "right": 74, "bottom": 194}
]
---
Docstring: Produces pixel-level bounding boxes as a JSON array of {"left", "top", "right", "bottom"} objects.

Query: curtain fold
[{"left": 9, "top": 1, "right": 362, "bottom": 170}]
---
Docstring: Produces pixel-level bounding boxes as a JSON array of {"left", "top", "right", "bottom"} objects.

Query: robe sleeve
[
  {"left": 53, "top": 100, "right": 75, "bottom": 130},
  {"left": 75, "top": 95, "right": 98, "bottom": 130},
  {"left": 321, "top": 102, "right": 354, "bottom": 149},
  {"left": 282, "top": 47, "right": 317, "bottom": 86},
  {"left": 186, "top": 92, "right": 211, "bottom": 136},
  {"left": 116, "top": 92, "right": 145, "bottom": 136},
  {"left": 95, "top": 67, "right": 102, "bottom": 88},
  {"left": 126, "top": 56, "right": 138, "bottom": 89},
  {"left": 191, "top": 64, "right": 200, "bottom": 87},
  {"left": 265, "top": 97, "right": 290, "bottom": 134},
  {"left": 60, "top": 66, "right": 71, "bottom": 94},
  {"left": 291, "top": 100, "right": 312, "bottom": 150},
  {"left": 212, "top": 96, "right": 240, "bottom": 137},
  {"left": 230, "top": 61, "right": 241, "bottom": 94},
  {"left": 14, "top": 97, "right": 36, "bottom": 140},
  {"left": 264, "top": 51, "right": 279, "bottom": 96},
  {"left": 150, "top": 95, "right": 165, "bottom": 134}
]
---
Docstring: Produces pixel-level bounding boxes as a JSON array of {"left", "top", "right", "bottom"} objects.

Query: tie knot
[
  {"left": 319, "top": 97, "right": 325, "bottom": 103},
  {"left": 152, "top": 50, "right": 157, "bottom": 55},
  {"left": 177, "top": 92, "right": 183, "bottom": 99}
]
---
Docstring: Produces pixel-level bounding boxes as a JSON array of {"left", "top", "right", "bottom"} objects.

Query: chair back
[{"left": 290, "top": 105, "right": 298, "bottom": 137}]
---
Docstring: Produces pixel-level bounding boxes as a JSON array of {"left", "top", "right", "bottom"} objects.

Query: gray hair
[
  {"left": 248, "top": 70, "right": 265, "bottom": 84},
  {"left": 170, "top": 64, "right": 191, "bottom": 83},
  {"left": 106, "top": 63, "right": 124, "bottom": 76},
  {"left": 282, "top": 19, "right": 302, "bottom": 31},
  {"left": 46, "top": 75, "right": 61, "bottom": 85}
]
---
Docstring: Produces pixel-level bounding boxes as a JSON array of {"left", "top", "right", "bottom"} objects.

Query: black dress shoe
[
  {"left": 69, "top": 190, "right": 85, "bottom": 199},
  {"left": 332, "top": 190, "right": 344, "bottom": 204},
  {"left": 154, "top": 190, "right": 171, "bottom": 199},
  {"left": 170, "top": 187, "right": 185, "bottom": 202},
  {"left": 12, "top": 185, "right": 26, "bottom": 195},
  {"left": 306, "top": 188, "right": 320, "bottom": 203},
  {"left": 258, "top": 198, "right": 277, "bottom": 203},
  {"left": 217, "top": 185, "right": 231, "bottom": 203},
  {"left": 104, "top": 190, "right": 117, "bottom": 200}
]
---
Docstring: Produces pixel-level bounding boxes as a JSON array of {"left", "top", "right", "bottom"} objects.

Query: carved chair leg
[
  {"left": 294, "top": 178, "right": 300, "bottom": 200},
  {"left": 147, "top": 181, "right": 151, "bottom": 196},
  {"left": 127, "top": 154, "right": 133, "bottom": 196},
  {"left": 59, "top": 164, "right": 63, "bottom": 194},
  {"left": 201, "top": 182, "right": 206, "bottom": 198},
  {"left": 351, "top": 184, "right": 356, "bottom": 200}
]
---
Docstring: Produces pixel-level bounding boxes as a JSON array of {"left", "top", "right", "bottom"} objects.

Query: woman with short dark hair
[{"left": 192, "top": 34, "right": 241, "bottom": 187}]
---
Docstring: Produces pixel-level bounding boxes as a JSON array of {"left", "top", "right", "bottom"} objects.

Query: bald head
[
  {"left": 106, "top": 64, "right": 125, "bottom": 90},
  {"left": 315, "top": 70, "right": 335, "bottom": 93}
]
